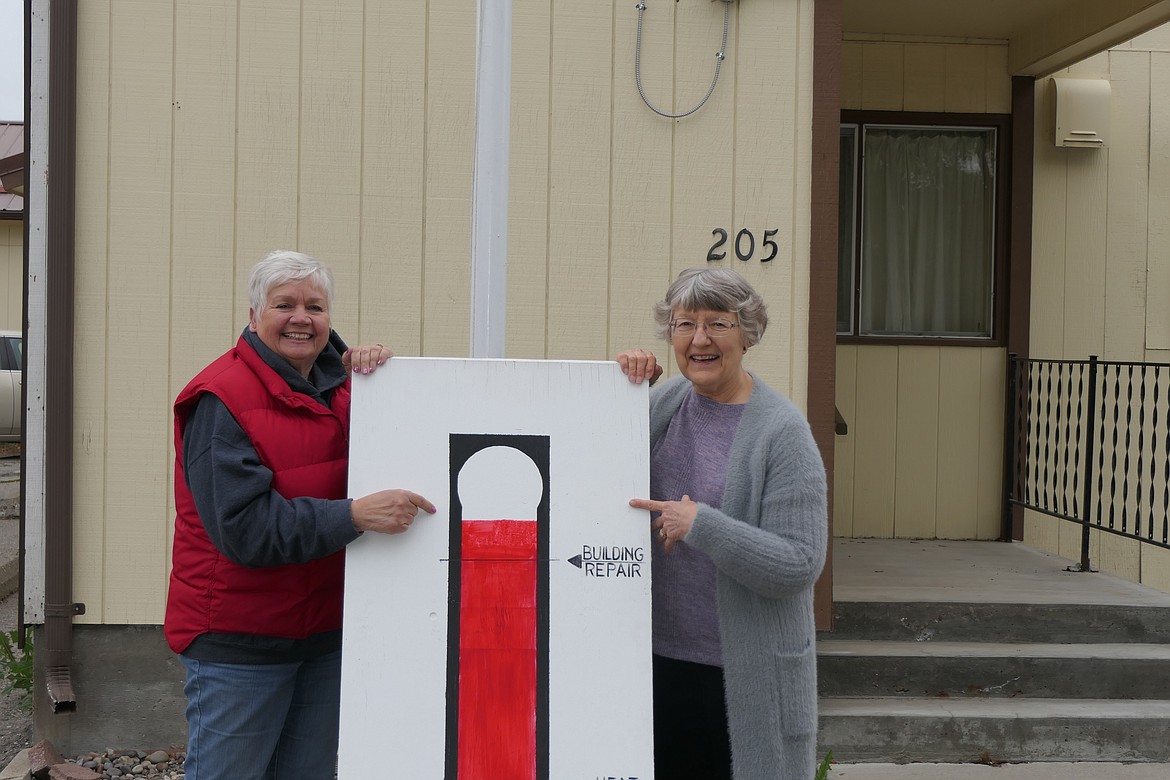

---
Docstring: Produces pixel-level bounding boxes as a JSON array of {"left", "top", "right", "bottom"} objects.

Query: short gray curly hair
[
  {"left": 248, "top": 249, "right": 335, "bottom": 315},
  {"left": 652, "top": 267, "right": 768, "bottom": 347}
]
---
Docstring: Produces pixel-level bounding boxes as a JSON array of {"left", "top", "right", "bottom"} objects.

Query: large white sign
[{"left": 340, "top": 358, "right": 653, "bottom": 780}]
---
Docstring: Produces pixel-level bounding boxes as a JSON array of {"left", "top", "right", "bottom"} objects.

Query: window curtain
[{"left": 860, "top": 127, "right": 995, "bottom": 337}]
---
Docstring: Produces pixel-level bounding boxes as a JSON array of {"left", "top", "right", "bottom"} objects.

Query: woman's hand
[
  {"left": 351, "top": 489, "right": 436, "bottom": 534},
  {"left": 629, "top": 494, "right": 698, "bottom": 553},
  {"left": 616, "top": 348, "right": 663, "bottom": 385},
  {"left": 343, "top": 343, "right": 393, "bottom": 375}
]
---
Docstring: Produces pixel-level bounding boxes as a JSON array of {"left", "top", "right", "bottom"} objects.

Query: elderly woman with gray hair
[
  {"left": 165, "top": 249, "right": 436, "bottom": 780},
  {"left": 619, "top": 266, "right": 827, "bottom": 780}
]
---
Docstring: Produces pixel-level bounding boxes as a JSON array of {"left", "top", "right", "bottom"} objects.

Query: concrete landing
[{"left": 832, "top": 537, "right": 1170, "bottom": 606}]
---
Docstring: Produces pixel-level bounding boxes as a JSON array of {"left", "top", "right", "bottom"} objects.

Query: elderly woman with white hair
[
  {"left": 165, "top": 249, "right": 435, "bottom": 780},
  {"left": 619, "top": 266, "right": 827, "bottom": 780}
]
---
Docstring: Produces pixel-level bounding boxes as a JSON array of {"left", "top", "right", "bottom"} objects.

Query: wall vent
[{"left": 1052, "top": 78, "right": 1110, "bottom": 149}]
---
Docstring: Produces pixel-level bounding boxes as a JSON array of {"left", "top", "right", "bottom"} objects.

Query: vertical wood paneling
[
  {"left": 734, "top": 0, "right": 802, "bottom": 397},
  {"left": 1130, "top": 24, "right": 1170, "bottom": 51},
  {"left": 1148, "top": 53, "right": 1170, "bottom": 350},
  {"left": 1030, "top": 78, "right": 1068, "bottom": 358},
  {"left": 1104, "top": 50, "right": 1151, "bottom": 360},
  {"left": 72, "top": 0, "right": 112, "bottom": 622},
  {"left": 68, "top": 0, "right": 826, "bottom": 622},
  {"left": 171, "top": 0, "right": 238, "bottom": 385},
  {"left": 787, "top": 0, "right": 815, "bottom": 406},
  {"left": 1067, "top": 51, "right": 1110, "bottom": 78},
  {"left": 936, "top": 348, "right": 981, "bottom": 538},
  {"left": 298, "top": 1, "right": 365, "bottom": 339},
  {"left": 169, "top": 0, "right": 239, "bottom": 608},
  {"left": 1141, "top": 545, "right": 1170, "bottom": 592},
  {"left": 944, "top": 45, "right": 986, "bottom": 113},
  {"left": 849, "top": 40, "right": 1009, "bottom": 117},
  {"left": 1023, "top": 509, "right": 1061, "bottom": 553},
  {"left": 358, "top": 0, "right": 427, "bottom": 353},
  {"left": 235, "top": 2, "right": 301, "bottom": 303},
  {"left": 609, "top": 0, "right": 673, "bottom": 364},
  {"left": 1058, "top": 517, "right": 1091, "bottom": 563},
  {"left": 0, "top": 223, "right": 20, "bottom": 331},
  {"left": 103, "top": 0, "right": 174, "bottom": 622},
  {"left": 852, "top": 345, "right": 897, "bottom": 537},
  {"left": 840, "top": 41, "right": 863, "bottom": 110},
  {"left": 423, "top": 5, "right": 475, "bottom": 357},
  {"left": 545, "top": 2, "right": 612, "bottom": 360},
  {"left": 976, "top": 347, "right": 1007, "bottom": 539},
  {"left": 985, "top": 46, "right": 1012, "bottom": 114},
  {"left": 1062, "top": 148, "right": 1108, "bottom": 358},
  {"left": 834, "top": 346, "right": 857, "bottom": 537},
  {"left": 506, "top": 0, "right": 553, "bottom": 359},
  {"left": 894, "top": 347, "right": 940, "bottom": 538},
  {"left": 860, "top": 43, "right": 903, "bottom": 111},
  {"left": 1034, "top": 67, "right": 1104, "bottom": 568},
  {"left": 1099, "top": 533, "right": 1142, "bottom": 582},
  {"left": 670, "top": 0, "right": 734, "bottom": 362},
  {"left": 835, "top": 344, "right": 1005, "bottom": 542},
  {"left": 903, "top": 45, "right": 946, "bottom": 113}
]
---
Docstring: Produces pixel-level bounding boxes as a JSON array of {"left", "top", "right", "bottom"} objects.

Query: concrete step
[
  {"left": 818, "top": 640, "right": 1170, "bottom": 699},
  {"left": 830, "top": 601, "right": 1170, "bottom": 644},
  {"left": 817, "top": 697, "right": 1170, "bottom": 763}
]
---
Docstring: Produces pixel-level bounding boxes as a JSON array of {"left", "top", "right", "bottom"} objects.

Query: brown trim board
[{"left": 810, "top": 0, "right": 842, "bottom": 632}]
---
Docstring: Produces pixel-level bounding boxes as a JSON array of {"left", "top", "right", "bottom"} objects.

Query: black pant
[{"left": 652, "top": 654, "right": 732, "bottom": 780}]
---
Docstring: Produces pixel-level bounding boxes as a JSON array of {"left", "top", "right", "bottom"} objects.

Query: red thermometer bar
[{"left": 457, "top": 518, "right": 538, "bottom": 780}]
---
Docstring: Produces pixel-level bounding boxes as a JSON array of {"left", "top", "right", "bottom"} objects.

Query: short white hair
[
  {"left": 248, "top": 250, "right": 335, "bottom": 314},
  {"left": 652, "top": 267, "right": 768, "bottom": 347}
]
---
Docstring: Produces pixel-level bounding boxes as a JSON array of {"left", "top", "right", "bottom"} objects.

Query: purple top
[{"left": 649, "top": 387, "right": 745, "bottom": 666}]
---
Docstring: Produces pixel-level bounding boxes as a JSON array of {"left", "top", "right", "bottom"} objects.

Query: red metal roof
[{"left": 0, "top": 122, "right": 23, "bottom": 215}]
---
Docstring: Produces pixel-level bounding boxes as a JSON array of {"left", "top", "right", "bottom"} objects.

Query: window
[
  {"left": 0, "top": 335, "right": 18, "bottom": 371},
  {"left": 838, "top": 113, "right": 1007, "bottom": 342}
]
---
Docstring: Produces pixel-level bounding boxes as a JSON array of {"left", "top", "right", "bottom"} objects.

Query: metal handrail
[{"left": 1006, "top": 355, "right": 1170, "bottom": 572}]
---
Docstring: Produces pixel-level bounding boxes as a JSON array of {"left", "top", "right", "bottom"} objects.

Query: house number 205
[{"left": 707, "top": 228, "right": 779, "bottom": 263}]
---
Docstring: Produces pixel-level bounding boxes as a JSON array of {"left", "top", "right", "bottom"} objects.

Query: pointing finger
[{"left": 408, "top": 492, "right": 437, "bottom": 514}]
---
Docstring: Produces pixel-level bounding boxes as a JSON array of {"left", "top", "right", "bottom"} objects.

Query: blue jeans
[{"left": 180, "top": 650, "right": 342, "bottom": 780}]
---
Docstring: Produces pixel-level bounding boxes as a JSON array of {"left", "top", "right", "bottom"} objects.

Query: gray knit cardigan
[{"left": 650, "top": 374, "right": 828, "bottom": 780}]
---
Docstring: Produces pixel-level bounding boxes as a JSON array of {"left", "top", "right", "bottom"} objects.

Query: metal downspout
[{"left": 41, "top": 0, "right": 80, "bottom": 712}]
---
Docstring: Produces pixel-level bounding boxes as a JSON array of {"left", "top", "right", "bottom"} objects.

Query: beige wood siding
[
  {"left": 71, "top": 1, "right": 816, "bottom": 624},
  {"left": 0, "top": 222, "right": 20, "bottom": 332},
  {"left": 1026, "top": 31, "right": 1170, "bottom": 591},
  {"left": 841, "top": 39, "right": 1011, "bottom": 113},
  {"left": 835, "top": 345, "right": 1006, "bottom": 540},
  {"left": 834, "top": 38, "right": 1009, "bottom": 541},
  {"left": 1149, "top": 53, "right": 1170, "bottom": 351}
]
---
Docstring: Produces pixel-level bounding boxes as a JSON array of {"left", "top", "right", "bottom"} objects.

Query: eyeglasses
[{"left": 669, "top": 318, "right": 739, "bottom": 338}]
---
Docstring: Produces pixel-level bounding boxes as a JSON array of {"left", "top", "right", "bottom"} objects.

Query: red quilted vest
[{"left": 164, "top": 336, "right": 351, "bottom": 654}]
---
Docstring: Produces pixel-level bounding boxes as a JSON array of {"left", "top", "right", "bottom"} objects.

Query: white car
[{"left": 0, "top": 330, "right": 21, "bottom": 441}]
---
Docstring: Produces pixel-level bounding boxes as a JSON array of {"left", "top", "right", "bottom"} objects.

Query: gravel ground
[
  {"left": 0, "top": 589, "right": 34, "bottom": 771},
  {"left": 0, "top": 589, "right": 188, "bottom": 778},
  {"left": 0, "top": 441, "right": 32, "bottom": 771}
]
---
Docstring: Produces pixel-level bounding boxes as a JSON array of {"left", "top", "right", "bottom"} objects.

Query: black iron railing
[{"left": 1007, "top": 355, "right": 1170, "bottom": 572}]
